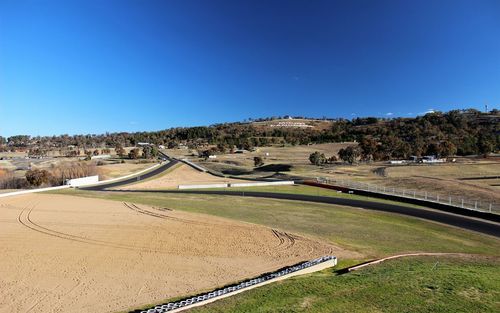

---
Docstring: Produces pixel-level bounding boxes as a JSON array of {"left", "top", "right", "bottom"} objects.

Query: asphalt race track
[
  {"left": 78, "top": 155, "right": 500, "bottom": 239},
  {"left": 81, "top": 159, "right": 180, "bottom": 191},
  {"left": 110, "top": 189, "right": 500, "bottom": 238}
]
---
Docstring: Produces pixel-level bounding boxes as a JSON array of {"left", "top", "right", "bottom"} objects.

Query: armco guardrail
[
  {"left": 136, "top": 256, "right": 337, "bottom": 313},
  {"left": 0, "top": 185, "right": 70, "bottom": 198},
  {"left": 315, "top": 178, "right": 499, "bottom": 215}
]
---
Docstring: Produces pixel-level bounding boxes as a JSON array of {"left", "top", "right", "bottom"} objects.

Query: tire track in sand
[
  {"left": 271, "top": 229, "right": 296, "bottom": 249},
  {"left": 16, "top": 205, "right": 154, "bottom": 253}
]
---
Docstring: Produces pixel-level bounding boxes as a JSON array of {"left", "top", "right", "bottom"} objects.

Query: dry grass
[
  {"left": 165, "top": 145, "right": 500, "bottom": 204},
  {"left": 113, "top": 163, "right": 245, "bottom": 190},
  {"left": 316, "top": 160, "right": 500, "bottom": 203},
  {"left": 96, "top": 161, "right": 156, "bottom": 180},
  {"left": 165, "top": 143, "right": 355, "bottom": 178}
]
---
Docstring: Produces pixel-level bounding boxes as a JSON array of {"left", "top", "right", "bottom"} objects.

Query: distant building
[
  {"left": 388, "top": 155, "right": 446, "bottom": 164},
  {"left": 388, "top": 160, "right": 405, "bottom": 164},
  {"left": 91, "top": 154, "right": 111, "bottom": 160},
  {"left": 421, "top": 155, "right": 445, "bottom": 163}
]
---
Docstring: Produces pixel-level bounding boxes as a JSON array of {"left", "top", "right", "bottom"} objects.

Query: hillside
[{"left": 1, "top": 109, "right": 499, "bottom": 159}]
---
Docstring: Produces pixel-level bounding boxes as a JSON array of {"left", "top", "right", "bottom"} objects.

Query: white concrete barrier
[
  {"left": 229, "top": 181, "right": 294, "bottom": 188},
  {"left": 66, "top": 175, "right": 99, "bottom": 187},
  {"left": 177, "top": 181, "right": 295, "bottom": 190},
  {"left": 0, "top": 185, "right": 70, "bottom": 198},
  {"left": 178, "top": 183, "right": 229, "bottom": 190},
  {"left": 139, "top": 256, "right": 337, "bottom": 313}
]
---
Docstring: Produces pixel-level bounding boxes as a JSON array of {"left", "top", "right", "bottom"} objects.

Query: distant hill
[
  {"left": 251, "top": 118, "right": 333, "bottom": 131},
  {"left": 1, "top": 109, "right": 498, "bottom": 160}
]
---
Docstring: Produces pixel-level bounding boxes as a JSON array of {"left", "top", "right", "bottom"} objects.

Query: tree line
[{"left": 1, "top": 109, "right": 498, "bottom": 159}]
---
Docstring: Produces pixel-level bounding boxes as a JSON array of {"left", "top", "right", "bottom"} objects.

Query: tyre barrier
[{"left": 136, "top": 255, "right": 337, "bottom": 313}]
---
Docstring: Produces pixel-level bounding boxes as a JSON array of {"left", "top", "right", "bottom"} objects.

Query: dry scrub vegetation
[{"left": 0, "top": 161, "right": 98, "bottom": 189}]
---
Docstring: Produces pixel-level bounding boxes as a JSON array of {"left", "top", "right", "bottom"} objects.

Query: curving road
[
  {"left": 76, "top": 152, "right": 500, "bottom": 238},
  {"left": 81, "top": 159, "right": 180, "bottom": 191},
  {"left": 108, "top": 189, "right": 500, "bottom": 238}
]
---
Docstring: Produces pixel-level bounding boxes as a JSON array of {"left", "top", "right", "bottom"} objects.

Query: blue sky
[{"left": 1, "top": 0, "right": 499, "bottom": 137}]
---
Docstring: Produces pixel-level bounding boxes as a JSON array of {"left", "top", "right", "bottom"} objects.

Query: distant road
[
  {"left": 109, "top": 189, "right": 500, "bottom": 238},
  {"left": 77, "top": 151, "right": 500, "bottom": 238},
  {"left": 81, "top": 157, "right": 179, "bottom": 191}
]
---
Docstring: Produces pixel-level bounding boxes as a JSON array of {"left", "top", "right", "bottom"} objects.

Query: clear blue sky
[{"left": 1, "top": 0, "right": 499, "bottom": 137}]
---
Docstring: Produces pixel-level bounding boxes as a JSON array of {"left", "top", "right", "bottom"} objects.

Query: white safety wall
[
  {"left": 178, "top": 183, "right": 229, "bottom": 190},
  {"left": 66, "top": 175, "right": 99, "bottom": 187},
  {"left": 178, "top": 181, "right": 295, "bottom": 190},
  {"left": 229, "top": 181, "right": 294, "bottom": 188}
]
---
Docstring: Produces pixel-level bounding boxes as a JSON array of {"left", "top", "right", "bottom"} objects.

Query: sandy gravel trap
[{"left": 0, "top": 194, "right": 337, "bottom": 312}]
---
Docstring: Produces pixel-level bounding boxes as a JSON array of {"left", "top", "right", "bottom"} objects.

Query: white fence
[{"left": 318, "top": 177, "right": 499, "bottom": 214}]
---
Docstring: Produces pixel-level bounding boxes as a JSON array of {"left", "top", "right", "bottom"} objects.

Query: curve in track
[
  {"left": 109, "top": 189, "right": 500, "bottom": 238},
  {"left": 80, "top": 158, "right": 180, "bottom": 191}
]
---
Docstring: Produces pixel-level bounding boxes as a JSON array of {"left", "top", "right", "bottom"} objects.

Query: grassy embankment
[
  {"left": 52, "top": 188, "right": 499, "bottom": 257},
  {"left": 49, "top": 187, "right": 500, "bottom": 313},
  {"left": 190, "top": 255, "right": 500, "bottom": 313}
]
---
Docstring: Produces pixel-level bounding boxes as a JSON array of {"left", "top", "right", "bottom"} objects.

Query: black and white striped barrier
[{"left": 138, "top": 255, "right": 336, "bottom": 313}]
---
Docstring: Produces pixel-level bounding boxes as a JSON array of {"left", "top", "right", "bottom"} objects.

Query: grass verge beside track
[
  {"left": 47, "top": 189, "right": 500, "bottom": 313},
  {"left": 188, "top": 255, "right": 500, "bottom": 313},
  {"left": 50, "top": 189, "right": 500, "bottom": 257},
  {"left": 191, "top": 184, "right": 430, "bottom": 209}
]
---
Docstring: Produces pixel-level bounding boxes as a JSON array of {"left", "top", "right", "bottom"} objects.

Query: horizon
[
  {"left": 1, "top": 0, "right": 500, "bottom": 137},
  {"left": 2, "top": 108, "right": 497, "bottom": 138}
]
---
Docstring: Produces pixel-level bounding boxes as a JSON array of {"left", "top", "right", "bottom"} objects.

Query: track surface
[
  {"left": 81, "top": 158, "right": 180, "bottom": 191},
  {"left": 78, "top": 155, "right": 500, "bottom": 237},
  {"left": 111, "top": 189, "right": 500, "bottom": 238}
]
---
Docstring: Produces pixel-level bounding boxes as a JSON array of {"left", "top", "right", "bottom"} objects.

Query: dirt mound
[{"left": 0, "top": 193, "right": 337, "bottom": 313}]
